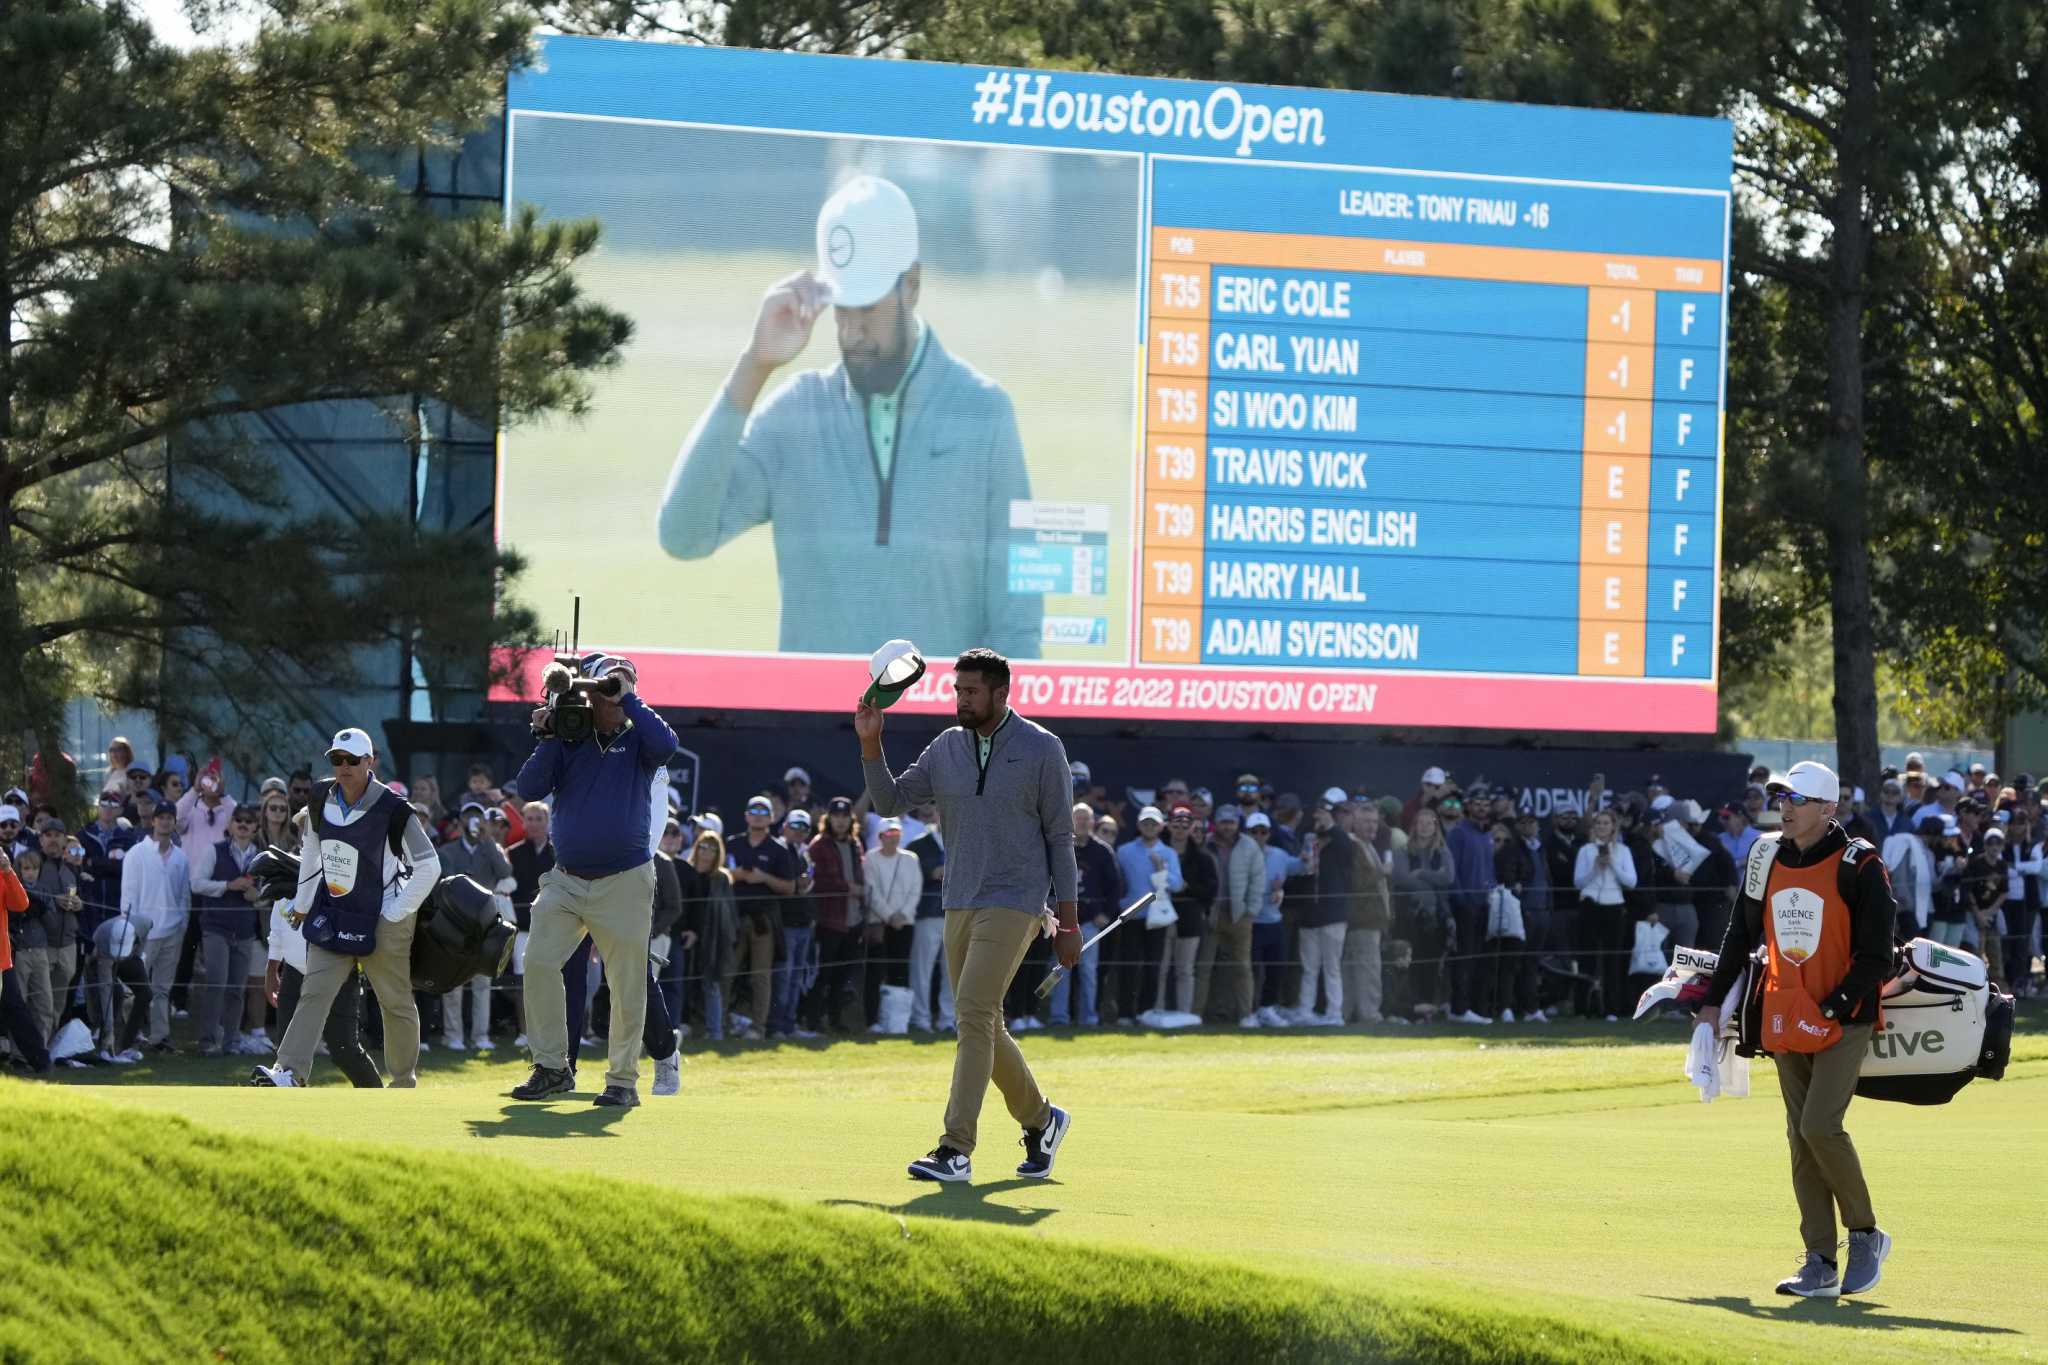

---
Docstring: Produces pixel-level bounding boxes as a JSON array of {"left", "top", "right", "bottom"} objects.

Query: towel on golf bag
[
  {"left": 1683, "top": 1020, "right": 1749, "bottom": 1102},
  {"left": 411, "top": 873, "right": 518, "bottom": 995}
]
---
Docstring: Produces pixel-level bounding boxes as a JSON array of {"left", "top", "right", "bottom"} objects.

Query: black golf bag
[
  {"left": 410, "top": 874, "right": 518, "bottom": 995},
  {"left": 240, "top": 846, "right": 514, "bottom": 996}
]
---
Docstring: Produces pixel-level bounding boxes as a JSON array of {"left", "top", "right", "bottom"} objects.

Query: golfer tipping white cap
[{"left": 816, "top": 175, "right": 919, "bottom": 308}]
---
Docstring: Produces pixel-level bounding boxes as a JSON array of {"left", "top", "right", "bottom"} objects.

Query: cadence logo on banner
[{"left": 968, "top": 70, "right": 1328, "bottom": 158}]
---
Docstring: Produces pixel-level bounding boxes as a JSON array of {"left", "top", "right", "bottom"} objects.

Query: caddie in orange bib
[{"left": 1697, "top": 761, "right": 1900, "bottom": 1299}]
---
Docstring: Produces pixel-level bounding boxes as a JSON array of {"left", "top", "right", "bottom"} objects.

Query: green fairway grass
[{"left": 20, "top": 1016, "right": 2048, "bottom": 1362}]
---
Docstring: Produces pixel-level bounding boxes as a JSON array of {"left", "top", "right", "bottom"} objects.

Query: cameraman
[{"left": 512, "top": 653, "right": 678, "bottom": 1107}]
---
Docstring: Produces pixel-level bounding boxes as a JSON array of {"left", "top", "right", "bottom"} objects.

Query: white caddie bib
[
  {"left": 1770, "top": 885, "right": 1825, "bottom": 964},
  {"left": 322, "top": 840, "right": 361, "bottom": 897}
]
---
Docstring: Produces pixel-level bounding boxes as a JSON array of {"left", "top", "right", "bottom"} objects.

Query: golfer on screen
[
  {"left": 859, "top": 648, "right": 1079, "bottom": 1182},
  {"left": 658, "top": 174, "right": 1041, "bottom": 659}
]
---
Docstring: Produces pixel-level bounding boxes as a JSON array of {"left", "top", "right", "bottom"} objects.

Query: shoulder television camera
[{"left": 532, "top": 596, "right": 615, "bottom": 744}]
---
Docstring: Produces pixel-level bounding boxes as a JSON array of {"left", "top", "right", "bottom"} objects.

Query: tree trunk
[{"left": 1824, "top": 0, "right": 1883, "bottom": 798}]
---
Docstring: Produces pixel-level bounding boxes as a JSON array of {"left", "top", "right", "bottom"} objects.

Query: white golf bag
[{"left": 1855, "top": 938, "right": 2013, "bottom": 1105}]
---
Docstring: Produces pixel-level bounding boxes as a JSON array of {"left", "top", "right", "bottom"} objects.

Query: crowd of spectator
[{"left": 3, "top": 737, "right": 2041, "bottom": 1079}]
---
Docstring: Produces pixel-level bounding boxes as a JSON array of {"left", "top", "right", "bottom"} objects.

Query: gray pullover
[{"left": 862, "top": 710, "right": 1077, "bottom": 916}]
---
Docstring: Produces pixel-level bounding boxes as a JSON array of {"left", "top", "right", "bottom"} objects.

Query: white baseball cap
[
  {"left": 1321, "top": 786, "right": 1349, "bottom": 806},
  {"left": 1943, "top": 770, "right": 1967, "bottom": 791},
  {"left": 1421, "top": 766, "right": 1447, "bottom": 786},
  {"left": 1137, "top": 805, "right": 1165, "bottom": 826},
  {"left": 1650, "top": 793, "right": 1674, "bottom": 813},
  {"left": 879, "top": 817, "right": 903, "bottom": 835},
  {"left": 1769, "top": 761, "right": 1840, "bottom": 803},
  {"left": 784, "top": 767, "right": 811, "bottom": 784},
  {"left": 817, "top": 175, "right": 919, "bottom": 309},
  {"left": 327, "top": 727, "right": 374, "bottom": 759},
  {"left": 1244, "top": 811, "right": 1272, "bottom": 830},
  {"left": 0, "top": 804, "right": 19, "bottom": 823}
]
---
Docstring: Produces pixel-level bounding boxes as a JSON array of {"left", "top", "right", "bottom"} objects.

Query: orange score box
[
  {"left": 1143, "top": 494, "right": 1205, "bottom": 549},
  {"left": 1151, "top": 262, "right": 1212, "bottom": 319},
  {"left": 1140, "top": 607, "right": 1201, "bottom": 665},
  {"left": 1579, "top": 621, "right": 1647, "bottom": 677},
  {"left": 1583, "top": 341, "right": 1655, "bottom": 400},
  {"left": 1148, "top": 377, "right": 1207, "bottom": 436},
  {"left": 1582, "top": 398, "right": 1652, "bottom": 456},
  {"left": 1581, "top": 454, "right": 1650, "bottom": 512},
  {"left": 1586, "top": 287, "right": 1656, "bottom": 343},
  {"left": 1578, "top": 567, "right": 1648, "bottom": 621},
  {"left": 1580, "top": 510, "right": 1649, "bottom": 566},
  {"left": 1141, "top": 549, "right": 1205, "bottom": 606},
  {"left": 1150, "top": 317, "right": 1209, "bottom": 377},
  {"left": 1146, "top": 434, "right": 1205, "bottom": 493},
  {"left": 1152, "top": 228, "right": 1722, "bottom": 294}
]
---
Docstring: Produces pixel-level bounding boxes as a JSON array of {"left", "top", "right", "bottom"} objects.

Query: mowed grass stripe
[
  {"left": 0, "top": 1086, "right": 1674, "bottom": 1365},
  {"left": 45, "top": 1019, "right": 2048, "bottom": 1361}
]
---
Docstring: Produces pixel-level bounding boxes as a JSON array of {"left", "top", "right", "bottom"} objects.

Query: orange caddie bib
[{"left": 1761, "top": 851, "right": 1855, "bottom": 1053}]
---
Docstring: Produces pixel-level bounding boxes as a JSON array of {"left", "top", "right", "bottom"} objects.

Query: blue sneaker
[
  {"left": 908, "top": 1145, "right": 971, "bottom": 1182},
  {"left": 1016, "top": 1104, "right": 1071, "bottom": 1178}
]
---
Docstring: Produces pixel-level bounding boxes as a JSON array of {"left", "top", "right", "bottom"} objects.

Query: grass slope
[
  {"left": 1, "top": 1087, "right": 1664, "bottom": 1365},
  {"left": 28, "top": 1012, "right": 2048, "bottom": 1362}
]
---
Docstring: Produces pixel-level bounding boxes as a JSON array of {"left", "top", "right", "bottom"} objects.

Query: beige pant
[
  {"left": 738, "top": 921, "right": 775, "bottom": 1025},
  {"left": 1777, "top": 1023, "right": 1877, "bottom": 1256},
  {"left": 277, "top": 911, "right": 420, "bottom": 1086},
  {"left": 1342, "top": 927, "right": 1384, "bottom": 1023},
  {"left": 524, "top": 863, "right": 655, "bottom": 1090},
  {"left": 14, "top": 944, "right": 72, "bottom": 1044},
  {"left": 143, "top": 933, "right": 183, "bottom": 1044},
  {"left": 943, "top": 908, "right": 1052, "bottom": 1155}
]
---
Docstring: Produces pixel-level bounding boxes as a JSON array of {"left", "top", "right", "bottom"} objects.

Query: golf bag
[
  {"left": 410, "top": 874, "right": 518, "bottom": 995},
  {"left": 1733, "top": 936, "right": 2014, "bottom": 1106},
  {"left": 239, "top": 847, "right": 515, "bottom": 996}
]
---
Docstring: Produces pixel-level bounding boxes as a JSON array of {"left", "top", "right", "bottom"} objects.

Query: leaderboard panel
[
  {"left": 1140, "top": 159, "right": 1723, "bottom": 688},
  {"left": 504, "top": 40, "right": 1731, "bottom": 730}
]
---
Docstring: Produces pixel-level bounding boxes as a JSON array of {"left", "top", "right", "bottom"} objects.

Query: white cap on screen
[{"left": 816, "top": 175, "right": 919, "bottom": 309}]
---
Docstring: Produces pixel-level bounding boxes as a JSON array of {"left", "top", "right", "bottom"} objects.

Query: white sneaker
[
  {"left": 249, "top": 1064, "right": 299, "bottom": 1087},
  {"left": 652, "top": 1052, "right": 682, "bottom": 1096},
  {"left": 1238, "top": 1012, "right": 1263, "bottom": 1029},
  {"left": 1499, "top": 1009, "right": 1517, "bottom": 1024},
  {"left": 443, "top": 1037, "right": 468, "bottom": 1052},
  {"left": 1526, "top": 1009, "right": 1550, "bottom": 1023},
  {"left": 113, "top": 1048, "right": 144, "bottom": 1064},
  {"left": 1386, "top": 1016, "right": 1411, "bottom": 1026},
  {"left": 1308, "top": 1012, "right": 1343, "bottom": 1026},
  {"left": 1256, "top": 1005, "right": 1288, "bottom": 1028},
  {"left": 728, "top": 1013, "right": 752, "bottom": 1034},
  {"left": 1450, "top": 1010, "right": 1491, "bottom": 1026},
  {"left": 867, "top": 1022, "right": 884, "bottom": 1034},
  {"left": 793, "top": 1028, "right": 820, "bottom": 1040},
  {"left": 418, "top": 1040, "right": 432, "bottom": 1052},
  {"left": 513, "top": 1033, "right": 529, "bottom": 1049},
  {"left": 1604, "top": 1014, "right": 1619, "bottom": 1023}
]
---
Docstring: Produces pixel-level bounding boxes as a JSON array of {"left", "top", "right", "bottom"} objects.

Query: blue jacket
[
  {"left": 1445, "top": 819, "right": 1496, "bottom": 909},
  {"left": 516, "top": 694, "right": 679, "bottom": 877}
]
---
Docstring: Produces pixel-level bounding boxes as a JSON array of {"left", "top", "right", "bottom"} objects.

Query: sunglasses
[
  {"left": 1773, "top": 791, "right": 1820, "bottom": 807},
  {"left": 328, "top": 752, "right": 365, "bottom": 766}
]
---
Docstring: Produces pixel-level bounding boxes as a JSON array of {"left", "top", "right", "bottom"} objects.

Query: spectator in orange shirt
[{"left": 1, "top": 850, "right": 53, "bottom": 1074}]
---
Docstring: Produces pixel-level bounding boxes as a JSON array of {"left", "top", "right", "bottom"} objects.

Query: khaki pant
[
  {"left": 735, "top": 921, "right": 775, "bottom": 1026},
  {"left": 524, "top": 863, "right": 655, "bottom": 1090},
  {"left": 1203, "top": 912, "right": 1255, "bottom": 1021},
  {"left": 143, "top": 933, "right": 183, "bottom": 1044},
  {"left": 943, "top": 907, "right": 1052, "bottom": 1155},
  {"left": 1296, "top": 922, "right": 1347, "bottom": 1018},
  {"left": 1775, "top": 1023, "right": 1876, "bottom": 1256},
  {"left": 278, "top": 910, "right": 421, "bottom": 1085},
  {"left": 13, "top": 945, "right": 65, "bottom": 1044},
  {"left": 1342, "top": 927, "right": 1384, "bottom": 1023}
]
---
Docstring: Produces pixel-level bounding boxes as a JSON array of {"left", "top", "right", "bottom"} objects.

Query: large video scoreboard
[{"left": 502, "top": 41, "right": 1731, "bottom": 730}]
